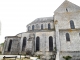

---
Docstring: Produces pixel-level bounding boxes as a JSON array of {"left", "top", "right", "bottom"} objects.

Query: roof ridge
[{"left": 28, "top": 17, "right": 53, "bottom": 25}]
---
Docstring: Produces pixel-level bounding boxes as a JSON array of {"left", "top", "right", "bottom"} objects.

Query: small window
[
  {"left": 32, "top": 25, "right": 34, "bottom": 30},
  {"left": 48, "top": 23, "right": 51, "bottom": 30},
  {"left": 70, "top": 20, "right": 75, "bottom": 29},
  {"left": 28, "top": 26, "right": 30, "bottom": 31},
  {"left": 66, "top": 33, "right": 70, "bottom": 41},
  {"left": 41, "top": 24, "right": 43, "bottom": 30},
  {"left": 66, "top": 8, "right": 68, "bottom": 12}
]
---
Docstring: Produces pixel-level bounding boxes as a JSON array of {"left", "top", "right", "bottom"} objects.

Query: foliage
[
  {"left": 54, "top": 47, "right": 57, "bottom": 51},
  {"left": 34, "top": 55, "right": 40, "bottom": 59},
  {"left": 0, "top": 43, "right": 4, "bottom": 46},
  {"left": 63, "top": 56, "right": 72, "bottom": 60},
  {"left": 37, "top": 55, "right": 40, "bottom": 59},
  {"left": 26, "top": 50, "right": 31, "bottom": 55}
]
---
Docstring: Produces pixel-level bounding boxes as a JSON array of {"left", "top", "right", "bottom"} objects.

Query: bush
[
  {"left": 63, "top": 56, "right": 72, "bottom": 60},
  {"left": 26, "top": 50, "right": 31, "bottom": 55}
]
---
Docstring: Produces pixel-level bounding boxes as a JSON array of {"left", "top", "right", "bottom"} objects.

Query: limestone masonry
[{"left": 3, "top": 0, "right": 80, "bottom": 60}]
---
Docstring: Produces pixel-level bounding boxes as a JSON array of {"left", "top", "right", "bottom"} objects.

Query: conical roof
[{"left": 54, "top": 0, "right": 80, "bottom": 13}]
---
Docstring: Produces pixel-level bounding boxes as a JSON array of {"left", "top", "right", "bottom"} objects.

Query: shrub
[{"left": 63, "top": 56, "right": 72, "bottom": 60}]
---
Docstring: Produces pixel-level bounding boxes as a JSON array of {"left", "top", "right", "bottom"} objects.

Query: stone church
[{"left": 3, "top": 0, "right": 80, "bottom": 60}]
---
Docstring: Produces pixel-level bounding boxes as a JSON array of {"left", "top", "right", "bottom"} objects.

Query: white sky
[{"left": 0, "top": 0, "right": 79, "bottom": 43}]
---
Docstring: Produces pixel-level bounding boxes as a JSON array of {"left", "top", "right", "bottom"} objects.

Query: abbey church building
[{"left": 3, "top": 0, "right": 80, "bottom": 60}]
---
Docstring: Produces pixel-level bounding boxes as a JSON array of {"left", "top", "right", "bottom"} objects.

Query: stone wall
[
  {"left": 59, "top": 30, "right": 80, "bottom": 51},
  {"left": 60, "top": 51, "right": 80, "bottom": 60},
  {"left": 27, "top": 21, "right": 54, "bottom": 31},
  {"left": 35, "top": 31, "right": 55, "bottom": 52},
  {"left": 3, "top": 37, "right": 20, "bottom": 55},
  {"left": 16, "top": 31, "right": 55, "bottom": 55},
  {"left": 10, "top": 39, "right": 20, "bottom": 54},
  {"left": 54, "top": 12, "right": 80, "bottom": 29}
]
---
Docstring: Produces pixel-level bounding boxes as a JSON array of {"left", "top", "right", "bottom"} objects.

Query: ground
[
  {"left": 2, "top": 58, "right": 30, "bottom": 60},
  {"left": 0, "top": 55, "right": 30, "bottom": 60}
]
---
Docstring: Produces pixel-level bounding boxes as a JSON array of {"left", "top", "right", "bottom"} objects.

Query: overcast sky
[{"left": 0, "top": 0, "right": 79, "bottom": 43}]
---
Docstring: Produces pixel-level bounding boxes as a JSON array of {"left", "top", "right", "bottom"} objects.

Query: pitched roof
[
  {"left": 54, "top": 0, "right": 80, "bottom": 13},
  {"left": 28, "top": 17, "right": 53, "bottom": 25},
  {"left": 5, "top": 36, "right": 21, "bottom": 38}
]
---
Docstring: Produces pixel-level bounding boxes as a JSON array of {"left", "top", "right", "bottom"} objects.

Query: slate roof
[
  {"left": 5, "top": 36, "right": 21, "bottom": 38},
  {"left": 28, "top": 17, "right": 53, "bottom": 25}
]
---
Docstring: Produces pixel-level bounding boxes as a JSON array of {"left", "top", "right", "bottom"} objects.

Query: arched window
[
  {"left": 28, "top": 26, "right": 30, "bottom": 31},
  {"left": 32, "top": 25, "right": 34, "bottom": 30},
  {"left": 36, "top": 37, "right": 40, "bottom": 51},
  {"left": 8, "top": 40, "right": 12, "bottom": 52},
  {"left": 66, "top": 8, "right": 68, "bottom": 12},
  {"left": 48, "top": 23, "right": 51, "bottom": 30},
  {"left": 49, "top": 36, "right": 53, "bottom": 51},
  {"left": 22, "top": 37, "right": 27, "bottom": 51},
  {"left": 70, "top": 20, "right": 75, "bottom": 29},
  {"left": 66, "top": 33, "right": 70, "bottom": 41},
  {"left": 41, "top": 24, "right": 43, "bottom": 30}
]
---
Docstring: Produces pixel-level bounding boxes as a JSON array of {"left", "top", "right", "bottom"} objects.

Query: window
[
  {"left": 70, "top": 20, "right": 75, "bottom": 29},
  {"left": 32, "top": 25, "right": 34, "bottom": 30},
  {"left": 48, "top": 23, "right": 51, "bottom": 30},
  {"left": 49, "top": 36, "right": 53, "bottom": 51},
  {"left": 66, "top": 8, "right": 68, "bottom": 12},
  {"left": 41, "top": 24, "right": 43, "bottom": 30},
  {"left": 36, "top": 24, "right": 38, "bottom": 28},
  {"left": 8, "top": 40, "right": 12, "bottom": 52},
  {"left": 28, "top": 26, "right": 30, "bottom": 31},
  {"left": 36, "top": 37, "right": 40, "bottom": 51},
  {"left": 66, "top": 33, "right": 70, "bottom": 41},
  {"left": 22, "top": 37, "right": 27, "bottom": 51},
  {"left": 79, "top": 33, "right": 80, "bottom": 36}
]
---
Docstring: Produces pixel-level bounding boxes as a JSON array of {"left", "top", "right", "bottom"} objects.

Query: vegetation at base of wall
[
  {"left": 34, "top": 55, "right": 40, "bottom": 59},
  {"left": 63, "top": 56, "right": 72, "bottom": 60},
  {"left": 0, "top": 42, "right": 4, "bottom": 47},
  {"left": 26, "top": 51, "right": 31, "bottom": 55},
  {"left": 54, "top": 47, "right": 57, "bottom": 51},
  {"left": 0, "top": 51, "right": 2, "bottom": 54},
  {"left": 37, "top": 55, "right": 40, "bottom": 59}
]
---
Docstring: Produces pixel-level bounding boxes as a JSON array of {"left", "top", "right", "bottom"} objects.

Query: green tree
[{"left": 63, "top": 56, "right": 72, "bottom": 60}]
